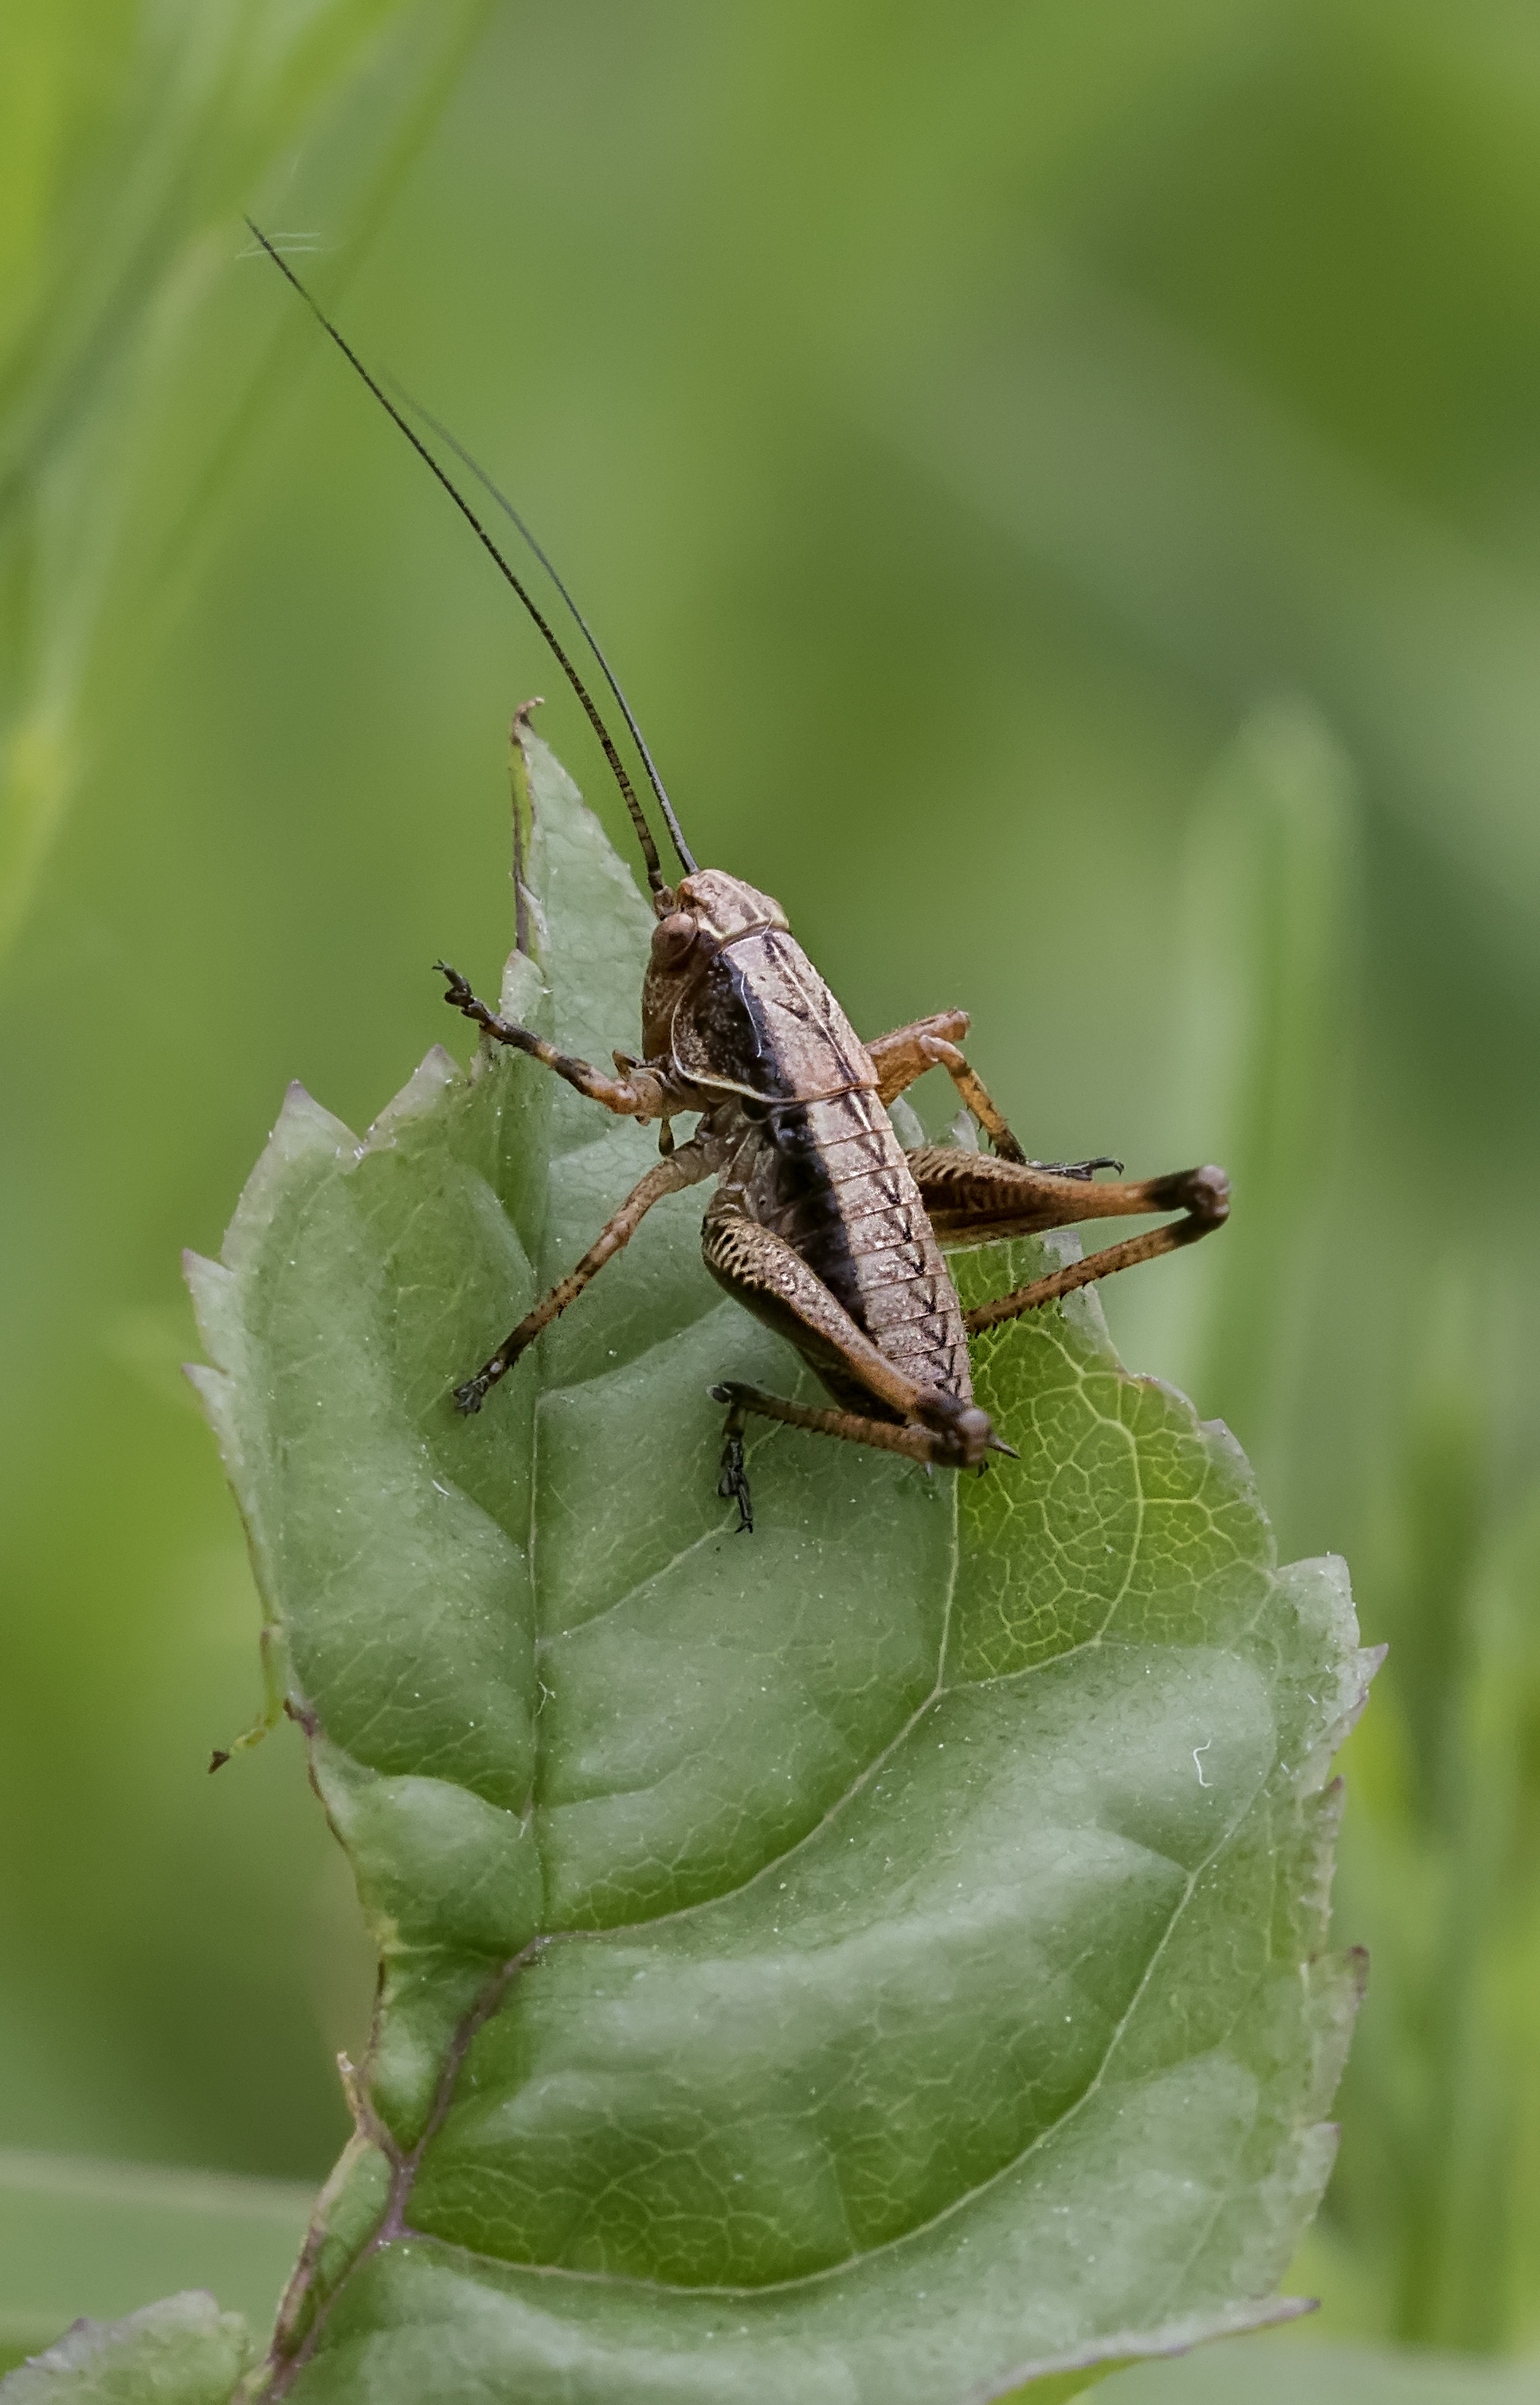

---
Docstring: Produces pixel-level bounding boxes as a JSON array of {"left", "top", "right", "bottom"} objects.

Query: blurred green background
[{"left": 3, "top": 0, "right": 1540, "bottom": 2385}]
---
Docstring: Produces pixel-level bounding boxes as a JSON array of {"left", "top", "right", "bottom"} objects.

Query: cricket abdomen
[
  {"left": 671, "top": 920, "right": 973, "bottom": 1411},
  {"left": 743, "top": 1087, "right": 974, "bottom": 1413}
]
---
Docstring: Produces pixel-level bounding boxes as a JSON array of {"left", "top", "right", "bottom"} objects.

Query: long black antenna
[
  {"left": 390, "top": 384, "right": 696, "bottom": 878},
  {"left": 244, "top": 219, "right": 680, "bottom": 895}
]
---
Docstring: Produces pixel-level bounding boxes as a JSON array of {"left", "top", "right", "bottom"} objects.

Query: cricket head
[
  {"left": 641, "top": 869, "right": 790, "bottom": 1057},
  {"left": 665, "top": 869, "right": 787, "bottom": 947}
]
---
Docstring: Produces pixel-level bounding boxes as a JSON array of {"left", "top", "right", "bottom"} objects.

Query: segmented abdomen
[
  {"left": 676, "top": 925, "right": 971, "bottom": 1407},
  {"left": 754, "top": 1088, "right": 974, "bottom": 1408}
]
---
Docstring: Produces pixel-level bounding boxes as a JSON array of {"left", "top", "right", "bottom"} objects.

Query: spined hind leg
[
  {"left": 700, "top": 1208, "right": 1009, "bottom": 1531},
  {"left": 901, "top": 1150, "right": 1230, "bottom": 1329},
  {"left": 708, "top": 1379, "right": 1007, "bottom": 1534}
]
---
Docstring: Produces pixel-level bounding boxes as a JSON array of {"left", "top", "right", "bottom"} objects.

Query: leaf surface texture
[{"left": 181, "top": 733, "right": 1370, "bottom": 2402}]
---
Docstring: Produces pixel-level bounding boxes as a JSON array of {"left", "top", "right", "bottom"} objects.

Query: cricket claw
[
  {"left": 453, "top": 1376, "right": 488, "bottom": 1415},
  {"left": 1033, "top": 1153, "right": 1123, "bottom": 1181},
  {"left": 711, "top": 1383, "right": 754, "bottom": 1532}
]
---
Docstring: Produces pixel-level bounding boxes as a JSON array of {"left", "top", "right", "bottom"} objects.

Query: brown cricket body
[
  {"left": 439, "top": 821, "right": 1228, "bottom": 1533},
  {"left": 644, "top": 871, "right": 980, "bottom": 1442}
]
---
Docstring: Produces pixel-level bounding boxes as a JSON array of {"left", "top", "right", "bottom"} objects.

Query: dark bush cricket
[{"left": 250, "top": 222, "right": 1229, "bottom": 1532}]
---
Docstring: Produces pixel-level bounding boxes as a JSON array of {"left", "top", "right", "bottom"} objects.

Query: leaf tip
[
  {"left": 361, "top": 1045, "right": 462, "bottom": 1151},
  {"left": 276, "top": 1079, "right": 357, "bottom": 1152}
]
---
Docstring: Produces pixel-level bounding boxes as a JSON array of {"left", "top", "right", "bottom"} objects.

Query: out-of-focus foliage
[
  {"left": 1, "top": 0, "right": 1538, "bottom": 2382},
  {"left": 0, "top": 0, "right": 493, "bottom": 955},
  {"left": 1118, "top": 2332, "right": 1540, "bottom": 2405},
  {"left": 0, "top": 2152, "right": 310, "bottom": 2373}
]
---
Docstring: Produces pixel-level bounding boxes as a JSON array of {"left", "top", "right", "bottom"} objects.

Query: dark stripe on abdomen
[
  {"left": 760, "top": 1099, "right": 870, "bottom": 1326},
  {"left": 761, "top": 1093, "right": 972, "bottom": 1400}
]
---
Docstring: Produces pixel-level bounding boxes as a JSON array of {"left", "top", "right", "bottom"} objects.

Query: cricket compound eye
[{"left": 651, "top": 911, "right": 698, "bottom": 967}]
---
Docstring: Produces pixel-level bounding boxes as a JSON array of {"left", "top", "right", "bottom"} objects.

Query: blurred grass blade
[
  {"left": 1103, "top": 2331, "right": 1540, "bottom": 2403},
  {"left": 1111, "top": 699, "right": 1355, "bottom": 1499},
  {"left": 1426, "top": 1488, "right": 1540, "bottom": 2349},
  {"left": 1331, "top": 1416, "right": 1540, "bottom": 2356},
  {"left": 0, "top": 0, "right": 492, "bottom": 958},
  {"left": 890, "top": 254, "right": 1540, "bottom": 971},
  {"left": 1177, "top": 701, "right": 1356, "bottom": 1474}
]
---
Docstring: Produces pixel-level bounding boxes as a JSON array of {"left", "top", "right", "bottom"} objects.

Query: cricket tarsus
[
  {"left": 438, "top": 963, "right": 549, "bottom": 1066},
  {"left": 1033, "top": 1154, "right": 1123, "bottom": 1180},
  {"left": 437, "top": 959, "right": 485, "bottom": 1021},
  {"left": 712, "top": 1389, "right": 754, "bottom": 1533}
]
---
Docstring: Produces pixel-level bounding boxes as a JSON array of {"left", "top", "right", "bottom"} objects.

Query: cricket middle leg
[
  {"left": 866, "top": 1013, "right": 1119, "bottom": 1179},
  {"left": 901, "top": 1147, "right": 1229, "bottom": 1332},
  {"left": 453, "top": 1142, "right": 711, "bottom": 1413}
]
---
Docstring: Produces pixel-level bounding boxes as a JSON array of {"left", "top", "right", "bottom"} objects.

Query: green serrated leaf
[
  {"left": 0, "top": 2291, "right": 249, "bottom": 2403},
  {"left": 178, "top": 728, "right": 1371, "bottom": 2401}
]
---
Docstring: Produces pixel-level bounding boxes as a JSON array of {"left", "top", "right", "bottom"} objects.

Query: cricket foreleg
[
  {"left": 866, "top": 1012, "right": 1116, "bottom": 1177},
  {"left": 453, "top": 1143, "right": 711, "bottom": 1413},
  {"left": 437, "top": 963, "right": 668, "bottom": 1120}
]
